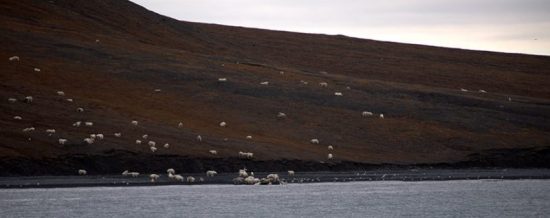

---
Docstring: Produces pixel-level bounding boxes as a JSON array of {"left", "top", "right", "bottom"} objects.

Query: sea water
[{"left": 1, "top": 180, "right": 549, "bottom": 217}]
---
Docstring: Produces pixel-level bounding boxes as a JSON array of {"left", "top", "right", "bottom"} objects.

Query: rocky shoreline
[
  {"left": 1, "top": 168, "right": 550, "bottom": 189},
  {"left": 1, "top": 147, "right": 549, "bottom": 177},
  {"left": 1, "top": 147, "right": 549, "bottom": 188}
]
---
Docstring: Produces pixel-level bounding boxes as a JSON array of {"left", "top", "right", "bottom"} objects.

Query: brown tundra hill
[{"left": 1, "top": 0, "right": 549, "bottom": 175}]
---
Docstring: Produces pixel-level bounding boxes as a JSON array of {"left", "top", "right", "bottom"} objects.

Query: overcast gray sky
[{"left": 131, "top": 0, "right": 550, "bottom": 56}]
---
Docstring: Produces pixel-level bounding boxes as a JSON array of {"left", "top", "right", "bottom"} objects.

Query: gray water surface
[{"left": 1, "top": 180, "right": 549, "bottom": 218}]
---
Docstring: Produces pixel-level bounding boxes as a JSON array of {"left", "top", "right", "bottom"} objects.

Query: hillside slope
[{"left": 1, "top": 0, "right": 549, "bottom": 175}]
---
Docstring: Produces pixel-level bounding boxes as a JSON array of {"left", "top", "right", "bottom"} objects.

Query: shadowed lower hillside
[{"left": 1, "top": 0, "right": 550, "bottom": 175}]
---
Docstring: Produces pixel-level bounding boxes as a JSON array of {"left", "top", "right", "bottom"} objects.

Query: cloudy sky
[{"left": 131, "top": 0, "right": 550, "bottom": 56}]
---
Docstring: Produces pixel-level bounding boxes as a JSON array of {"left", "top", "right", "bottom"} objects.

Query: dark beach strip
[{"left": 2, "top": 168, "right": 550, "bottom": 189}]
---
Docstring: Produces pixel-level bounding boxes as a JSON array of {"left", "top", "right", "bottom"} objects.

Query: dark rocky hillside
[{"left": 1, "top": 0, "right": 549, "bottom": 175}]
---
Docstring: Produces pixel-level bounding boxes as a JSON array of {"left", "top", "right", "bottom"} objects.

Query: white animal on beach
[
  {"left": 135, "top": 139, "right": 142, "bottom": 145},
  {"left": 277, "top": 112, "right": 287, "bottom": 118},
  {"left": 334, "top": 92, "right": 343, "bottom": 96},
  {"left": 362, "top": 111, "right": 373, "bottom": 117},
  {"left": 13, "top": 116, "right": 22, "bottom": 120},
  {"left": 150, "top": 146, "right": 157, "bottom": 153},
  {"left": 246, "top": 135, "right": 252, "bottom": 140},
  {"left": 244, "top": 176, "right": 257, "bottom": 185},
  {"left": 178, "top": 122, "right": 184, "bottom": 128},
  {"left": 168, "top": 173, "right": 176, "bottom": 180},
  {"left": 167, "top": 168, "right": 175, "bottom": 175},
  {"left": 154, "top": 89, "right": 161, "bottom": 92},
  {"left": 197, "top": 135, "right": 202, "bottom": 142},
  {"left": 379, "top": 114, "right": 384, "bottom": 119},
  {"left": 319, "top": 82, "right": 328, "bottom": 87},
  {"left": 163, "top": 143, "right": 170, "bottom": 148},
  {"left": 218, "top": 78, "right": 227, "bottom": 82},
  {"left": 90, "top": 134, "right": 96, "bottom": 139},
  {"left": 8, "top": 98, "right": 17, "bottom": 103},
  {"left": 328, "top": 153, "right": 334, "bottom": 160},
  {"left": 66, "top": 98, "right": 73, "bottom": 102},
  {"left": 288, "top": 170, "right": 295, "bottom": 176},
  {"left": 131, "top": 120, "right": 139, "bottom": 126},
  {"left": 114, "top": 132, "right": 122, "bottom": 137},
  {"left": 73, "top": 121, "right": 81, "bottom": 127},
  {"left": 206, "top": 170, "right": 217, "bottom": 177},
  {"left": 78, "top": 169, "right": 87, "bottom": 175},
  {"left": 266, "top": 174, "right": 280, "bottom": 183},
  {"left": 219, "top": 121, "right": 227, "bottom": 127},
  {"left": 460, "top": 88, "right": 468, "bottom": 92},
  {"left": 45, "top": 129, "right": 56, "bottom": 136},
  {"left": 187, "top": 176, "right": 196, "bottom": 183},
  {"left": 33, "top": 68, "right": 40, "bottom": 72},
  {"left": 310, "top": 139, "right": 319, "bottom": 144},
  {"left": 57, "top": 91, "right": 65, "bottom": 96},
  {"left": 148, "top": 141, "right": 156, "bottom": 147},
  {"left": 84, "top": 122, "right": 93, "bottom": 126},
  {"left": 328, "top": 145, "right": 333, "bottom": 150},
  {"left": 142, "top": 134, "right": 148, "bottom": 139},
  {"left": 150, "top": 174, "right": 160, "bottom": 182},
  {"left": 209, "top": 150, "right": 217, "bottom": 155},
  {"left": 260, "top": 81, "right": 269, "bottom": 85},
  {"left": 175, "top": 175, "right": 184, "bottom": 182},
  {"left": 96, "top": 134, "right": 104, "bottom": 140},
  {"left": 58, "top": 138, "right": 67, "bottom": 145},
  {"left": 8, "top": 56, "right": 19, "bottom": 61},
  {"left": 479, "top": 90, "right": 487, "bottom": 93},
  {"left": 122, "top": 170, "right": 129, "bottom": 176},
  {"left": 76, "top": 107, "right": 84, "bottom": 112},
  {"left": 239, "top": 169, "right": 248, "bottom": 177}
]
